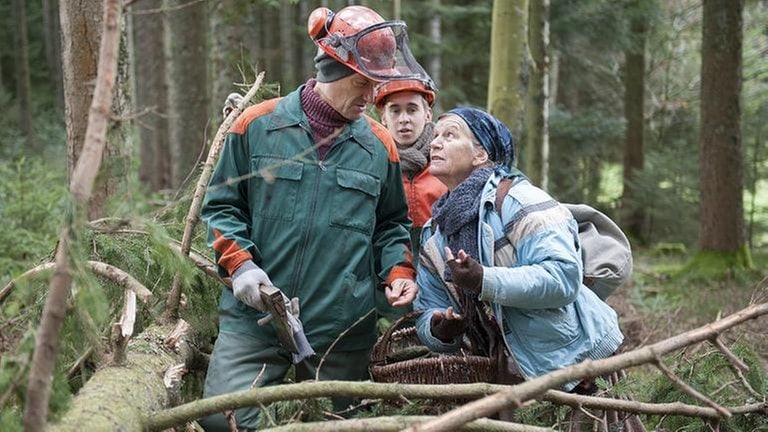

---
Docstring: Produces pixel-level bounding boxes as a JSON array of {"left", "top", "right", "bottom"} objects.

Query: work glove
[
  {"left": 222, "top": 92, "right": 243, "bottom": 119},
  {"left": 445, "top": 248, "right": 483, "bottom": 294},
  {"left": 232, "top": 261, "right": 302, "bottom": 327},
  {"left": 430, "top": 307, "right": 466, "bottom": 343},
  {"left": 232, "top": 261, "right": 273, "bottom": 311}
]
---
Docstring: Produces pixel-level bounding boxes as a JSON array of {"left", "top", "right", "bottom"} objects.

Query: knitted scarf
[
  {"left": 431, "top": 166, "right": 494, "bottom": 277},
  {"left": 300, "top": 79, "right": 350, "bottom": 160},
  {"left": 397, "top": 122, "right": 434, "bottom": 177},
  {"left": 431, "top": 166, "right": 497, "bottom": 357}
]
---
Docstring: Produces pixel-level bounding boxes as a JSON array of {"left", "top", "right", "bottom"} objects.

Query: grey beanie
[{"left": 314, "top": 50, "right": 356, "bottom": 83}]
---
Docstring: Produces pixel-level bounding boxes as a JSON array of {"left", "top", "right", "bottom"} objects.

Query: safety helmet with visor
[
  {"left": 307, "top": 6, "right": 429, "bottom": 82},
  {"left": 374, "top": 78, "right": 438, "bottom": 108}
]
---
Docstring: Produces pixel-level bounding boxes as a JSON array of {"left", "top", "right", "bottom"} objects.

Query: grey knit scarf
[
  {"left": 431, "top": 166, "right": 494, "bottom": 273},
  {"left": 397, "top": 122, "right": 434, "bottom": 177}
]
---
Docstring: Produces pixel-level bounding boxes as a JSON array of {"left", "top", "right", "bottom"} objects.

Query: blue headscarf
[{"left": 445, "top": 107, "right": 515, "bottom": 172}]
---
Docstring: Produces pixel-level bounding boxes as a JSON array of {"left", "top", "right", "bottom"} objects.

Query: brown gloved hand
[
  {"left": 430, "top": 307, "right": 466, "bottom": 342},
  {"left": 445, "top": 248, "right": 483, "bottom": 294}
]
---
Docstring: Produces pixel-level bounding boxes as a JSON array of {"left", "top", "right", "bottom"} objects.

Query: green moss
[{"left": 681, "top": 246, "right": 754, "bottom": 279}]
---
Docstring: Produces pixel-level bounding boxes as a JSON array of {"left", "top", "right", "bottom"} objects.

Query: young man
[
  {"left": 199, "top": 6, "right": 429, "bottom": 430},
  {"left": 375, "top": 79, "right": 447, "bottom": 260}
]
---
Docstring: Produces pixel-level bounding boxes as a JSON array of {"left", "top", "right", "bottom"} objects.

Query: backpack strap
[{"left": 495, "top": 179, "right": 513, "bottom": 218}]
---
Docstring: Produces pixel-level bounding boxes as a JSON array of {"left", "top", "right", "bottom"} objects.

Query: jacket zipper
[
  {"left": 288, "top": 122, "right": 326, "bottom": 298},
  {"left": 287, "top": 124, "right": 346, "bottom": 298}
]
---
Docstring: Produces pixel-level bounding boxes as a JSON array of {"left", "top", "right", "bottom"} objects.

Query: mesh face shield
[{"left": 318, "top": 21, "right": 430, "bottom": 82}]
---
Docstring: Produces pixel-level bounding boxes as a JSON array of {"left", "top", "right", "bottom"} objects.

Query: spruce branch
[
  {"left": 653, "top": 356, "right": 731, "bottom": 417},
  {"left": 161, "top": 71, "right": 265, "bottom": 323}
]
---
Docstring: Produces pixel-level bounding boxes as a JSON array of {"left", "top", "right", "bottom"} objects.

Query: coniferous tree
[
  {"left": 12, "top": 0, "right": 35, "bottom": 149},
  {"left": 697, "top": 0, "right": 751, "bottom": 266},
  {"left": 524, "top": 0, "right": 550, "bottom": 189},
  {"left": 487, "top": 0, "right": 529, "bottom": 148}
]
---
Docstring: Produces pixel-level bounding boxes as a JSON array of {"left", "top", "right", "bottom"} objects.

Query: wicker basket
[{"left": 369, "top": 311, "right": 496, "bottom": 385}]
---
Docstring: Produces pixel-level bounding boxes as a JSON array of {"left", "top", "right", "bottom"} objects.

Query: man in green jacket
[{"left": 199, "top": 5, "right": 429, "bottom": 430}]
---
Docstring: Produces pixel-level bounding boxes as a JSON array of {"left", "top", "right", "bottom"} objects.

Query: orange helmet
[
  {"left": 374, "top": 79, "right": 437, "bottom": 108},
  {"left": 307, "top": 6, "right": 429, "bottom": 82}
]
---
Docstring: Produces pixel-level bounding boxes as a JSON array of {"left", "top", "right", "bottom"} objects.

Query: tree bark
[
  {"left": 524, "top": 0, "right": 549, "bottom": 188},
  {"left": 132, "top": 0, "right": 171, "bottom": 192},
  {"left": 24, "top": 1, "right": 123, "bottom": 429},
  {"left": 12, "top": 0, "right": 35, "bottom": 149},
  {"left": 429, "top": 0, "right": 442, "bottom": 111},
  {"left": 698, "top": 0, "right": 750, "bottom": 262},
  {"left": 43, "top": 0, "right": 64, "bottom": 113},
  {"left": 165, "top": 0, "right": 209, "bottom": 188},
  {"left": 49, "top": 323, "right": 193, "bottom": 432},
  {"left": 621, "top": 3, "right": 648, "bottom": 242},
  {"left": 487, "top": 0, "right": 529, "bottom": 153},
  {"left": 60, "top": 0, "right": 130, "bottom": 219},
  {"left": 280, "top": 1, "right": 296, "bottom": 89}
]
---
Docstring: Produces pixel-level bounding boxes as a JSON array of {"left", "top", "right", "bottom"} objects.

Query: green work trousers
[{"left": 198, "top": 329, "right": 372, "bottom": 431}]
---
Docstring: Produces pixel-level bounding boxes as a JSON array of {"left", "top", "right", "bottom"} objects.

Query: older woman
[{"left": 413, "top": 107, "right": 644, "bottom": 430}]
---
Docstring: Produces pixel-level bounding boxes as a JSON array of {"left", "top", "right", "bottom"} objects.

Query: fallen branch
[
  {"left": 144, "top": 377, "right": 768, "bottom": 432},
  {"left": 1, "top": 260, "right": 153, "bottom": 305},
  {"left": 259, "top": 415, "right": 552, "bottom": 432},
  {"left": 162, "top": 72, "right": 265, "bottom": 323},
  {"left": 402, "top": 301, "right": 768, "bottom": 432}
]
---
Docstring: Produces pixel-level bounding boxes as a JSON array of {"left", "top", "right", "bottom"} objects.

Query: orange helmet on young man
[
  {"left": 374, "top": 79, "right": 437, "bottom": 108},
  {"left": 307, "top": 5, "right": 429, "bottom": 82}
]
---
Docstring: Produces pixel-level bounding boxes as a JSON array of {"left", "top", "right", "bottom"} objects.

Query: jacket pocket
[
  {"left": 333, "top": 272, "right": 375, "bottom": 333},
  {"left": 330, "top": 168, "right": 380, "bottom": 234},
  {"left": 507, "top": 305, "right": 579, "bottom": 352},
  {"left": 250, "top": 157, "right": 303, "bottom": 221}
]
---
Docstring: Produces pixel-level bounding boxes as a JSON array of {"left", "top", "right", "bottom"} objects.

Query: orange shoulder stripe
[
  {"left": 212, "top": 228, "right": 253, "bottom": 275},
  {"left": 364, "top": 116, "right": 400, "bottom": 163},
  {"left": 229, "top": 97, "right": 283, "bottom": 135}
]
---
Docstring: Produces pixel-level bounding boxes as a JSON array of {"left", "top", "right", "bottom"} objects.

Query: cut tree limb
[
  {"left": 162, "top": 72, "right": 265, "bottom": 323},
  {"left": 402, "top": 301, "right": 768, "bottom": 432},
  {"left": 49, "top": 322, "right": 193, "bottom": 432},
  {"left": 260, "top": 416, "right": 553, "bottom": 432}
]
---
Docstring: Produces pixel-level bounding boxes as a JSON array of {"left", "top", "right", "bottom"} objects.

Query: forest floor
[{"left": 607, "top": 249, "right": 768, "bottom": 372}]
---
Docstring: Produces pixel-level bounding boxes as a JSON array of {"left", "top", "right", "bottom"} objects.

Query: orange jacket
[{"left": 403, "top": 167, "right": 448, "bottom": 228}]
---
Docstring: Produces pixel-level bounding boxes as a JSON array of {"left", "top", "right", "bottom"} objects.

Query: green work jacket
[{"left": 202, "top": 85, "right": 414, "bottom": 352}]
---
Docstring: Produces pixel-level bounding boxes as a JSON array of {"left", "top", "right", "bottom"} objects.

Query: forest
[{"left": 0, "top": 0, "right": 767, "bottom": 430}]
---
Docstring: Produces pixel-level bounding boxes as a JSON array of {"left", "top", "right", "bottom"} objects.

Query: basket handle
[{"left": 370, "top": 310, "right": 424, "bottom": 364}]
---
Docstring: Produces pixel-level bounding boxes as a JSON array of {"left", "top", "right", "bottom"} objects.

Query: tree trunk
[
  {"left": 24, "top": 1, "right": 124, "bottom": 429},
  {"left": 132, "top": 0, "right": 171, "bottom": 192},
  {"left": 49, "top": 323, "right": 195, "bottom": 432},
  {"left": 165, "top": 0, "right": 209, "bottom": 188},
  {"left": 697, "top": 0, "right": 750, "bottom": 264},
  {"left": 429, "top": 0, "right": 442, "bottom": 111},
  {"left": 524, "top": 0, "right": 549, "bottom": 189},
  {"left": 60, "top": 0, "right": 130, "bottom": 219},
  {"left": 43, "top": 0, "right": 64, "bottom": 113},
  {"left": 12, "top": 0, "right": 35, "bottom": 149},
  {"left": 487, "top": 0, "right": 529, "bottom": 157},
  {"left": 621, "top": 3, "right": 648, "bottom": 242},
  {"left": 280, "top": 1, "right": 296, "bottom": 89}
]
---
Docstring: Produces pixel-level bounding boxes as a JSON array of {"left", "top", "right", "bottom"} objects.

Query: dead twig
[{"left": 161, "top": 72, "right": 265, "bottom": 323}]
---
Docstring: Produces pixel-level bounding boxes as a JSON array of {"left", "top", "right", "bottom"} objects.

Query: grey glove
[{"left": 232, "top": 261, "right": 273, "bottom": 312}]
